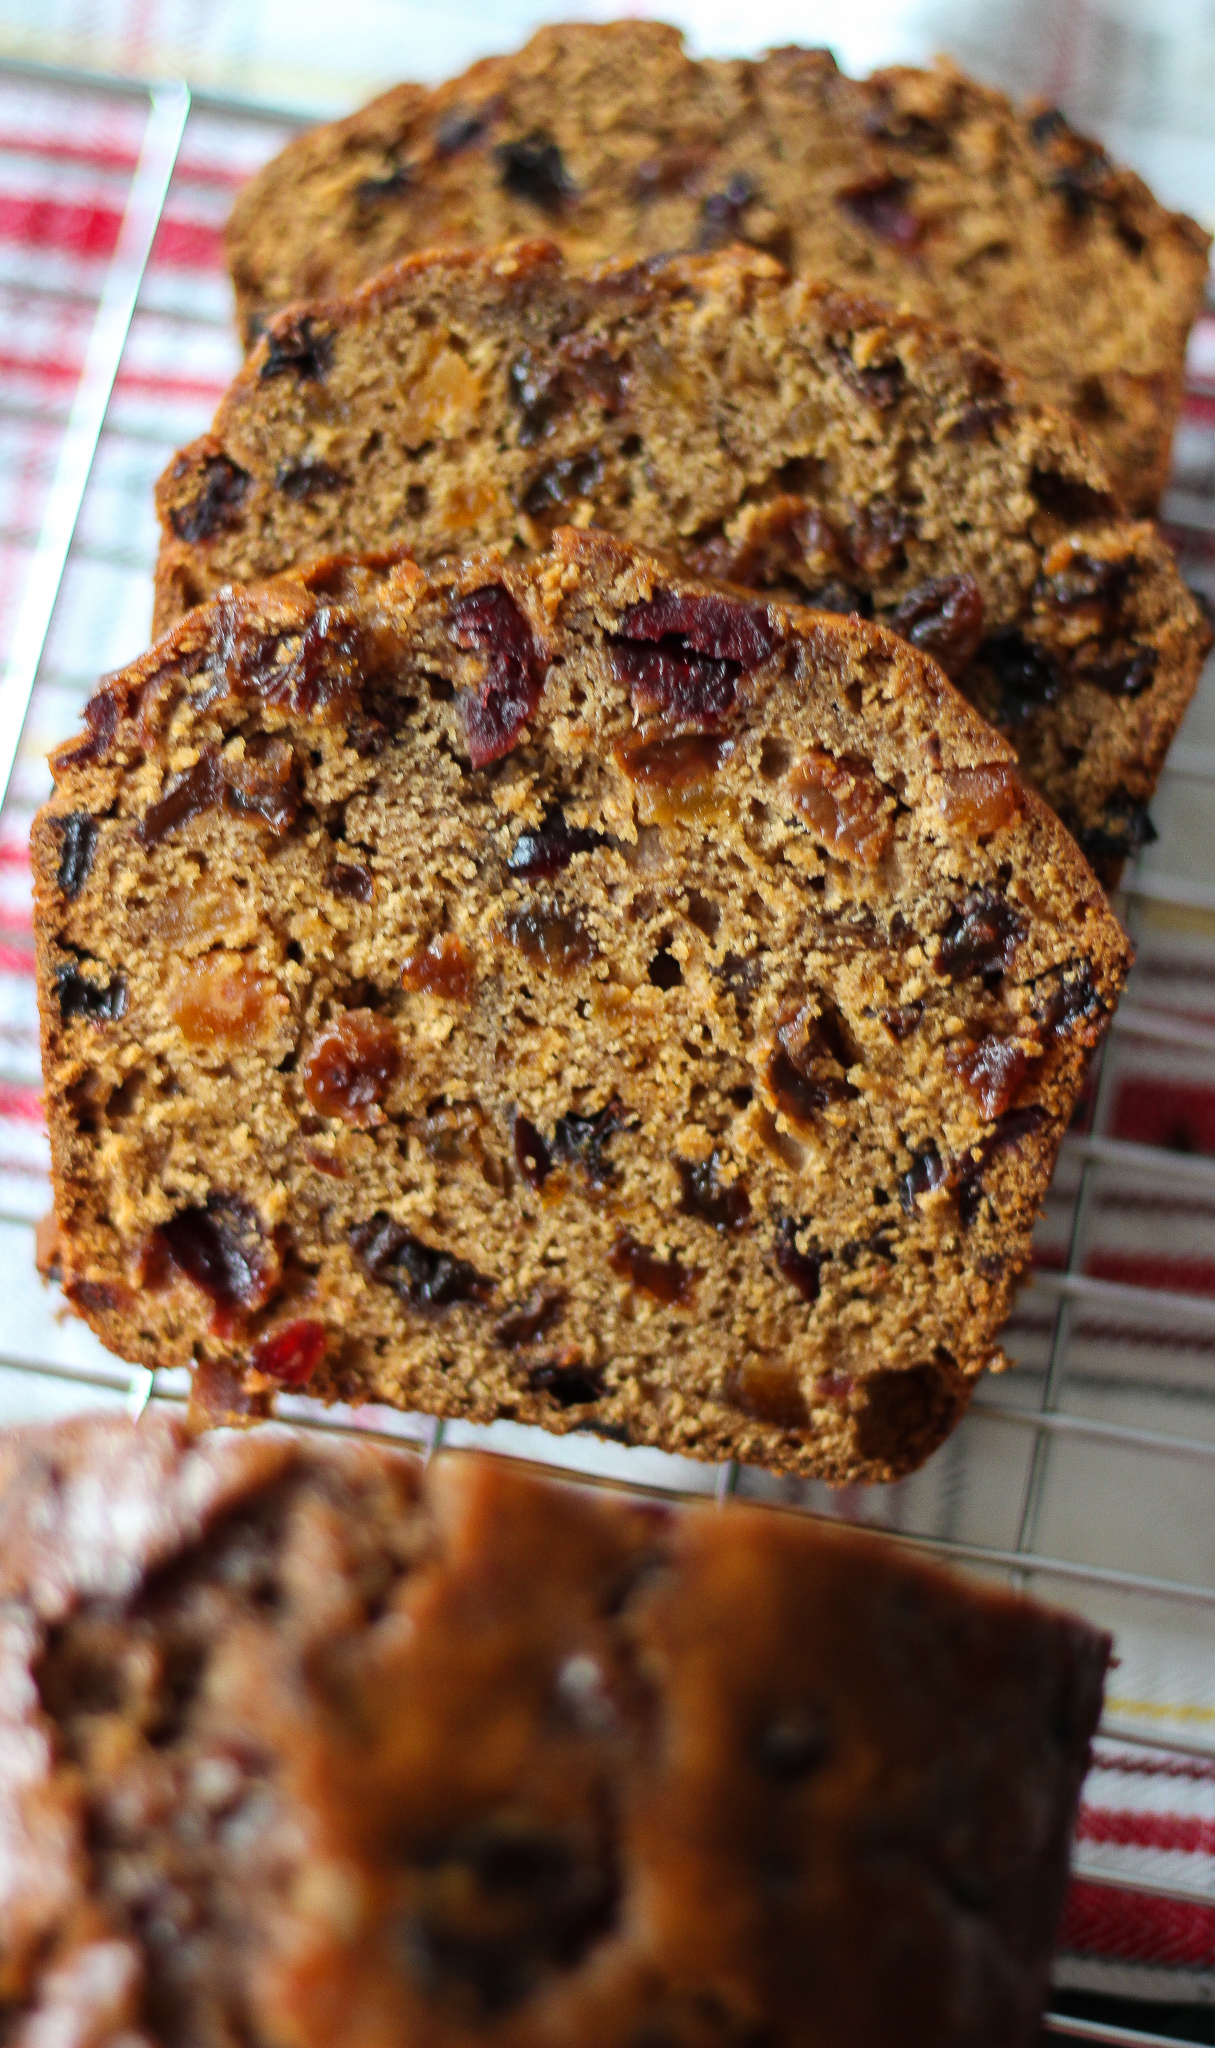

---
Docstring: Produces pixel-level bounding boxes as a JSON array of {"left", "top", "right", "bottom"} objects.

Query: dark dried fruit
[
  {"left": 494, "top": 1292, "right": 565, "bottom": 1347},
  {"left": 522, "top": 452, "right": 602, "bottom": 518},
  {"left": 401, "top": 933, "right": 475, "bottom": 1002},
  {"left": 898, "top": 1141, "right": 948, "bottom": 1214},
  {"left": 1076, "top": 796, "right": 1156, "bottom": 864},
  {"left": 251, "top": 1318, "right": 327, "bottom": 1386},
  {"left": 160, "top": 1195, "right": 277, "bottom": 1318},
  {"left": 980, "top": 632, "right": 1060, "bottom": 722},
  {"left": 697, "top": 172, "right": 756, "bottom": 249},
  {"left": 552, "top": 1099, "right": 631, "bottom": 1188},
  {"left": 55, "top": 960, "right": 126, "bottom": 1025},
  {"left": 1083, "top": 648, "right": 1157, "bottom": 699},
  {"left": 608, "top": 1232, "right": 694, "bottom": 1305},
  {"left": 767, "top": 1050, "right": 857, "bottom": 1124},
  {"left": 495, "top": 131, "right": 573, "bottom": 210},
  {"left": 350, "top": 1213, "right": 494, "bottom": 1309},
  {"left": 138, "top": 748, "right": 223, "bottom": 847},
  {"left": 435, "top": 107, "right": 488, "bottom": 156},
  {"left": 275, "top": 457, "right": 347, "bottom": 500},
  {"left": 1029, "top": 468, "right": 1118, "bottom": 524},
  {"left": 619, "top": 592, "right": 777, "bottom": 670},
  {"left": 935, "top": 889, "right": 1027, "bottom": 982},
  {"left": 353, "top": 165, "right": 412, "bottom": 208},
  {"left": 678, "top": 1154, "right": 750, "bottom": 1232},
  {"left": 138, "top": 739, "right": 300, "bottom": 846},
  {"left": 508, "top": 350, "right": 563, "bottom": 445},
  {"left": 757, "top": 1710, "right": 829, "bottom": 1780},
  {"left": 772, "top": 1219, "right": 830, "bottom": 1303},
  {"left": 558, "top": 336, "right": 631, "bottom": 413},
  {"left": 727, "top": 1359, "right": 809, "bottom": 1430},
  {"left": 513, "top": 1114, "right": 552, "bottom": 1190},
  {"left": 714, "top": 950, "right": 763, "bottom": 1020},
  {"left": 946, "top": 1034, "right": 1032, "bottom": 1119},
  {"left": 508, "top": 809, "right": 602, "bottom": 881},
  {"left": 853, "top": 1363, "right": 961, "bottom": 1466},
  {"left": 847, "top": 498, "right": 914, "bottom": 573},
  {"left": 169, "top": 455, "right": 252, "bottom": 543},
  {"left": 211, "top": 594, "right": 365, "bottom": 720},
  {"left": 526, "top": 1359, "right": 604, "bottom": 1407},
  {"left": 55, "top": 813, "right": 98, "bottom": 899},
  {"left": 449, "top": 584, "right": 547, "bottom": 769},
  {"left": 830, "top": 342, "right": 907, "bottom": 411},
  {"left": 878, "top": 1001, "right": 923, "bottom": 1041},
  {"left": 56, "top": 688, "right": 120, "bottom": 769},
  {"left": 889, "top": 575, "right": 984, "bottom": 679},
  {"left": 611, "top": 591, "right": 778, "bottom": 730},
  {"left": 259, "top": 314, "right": 333, "bottom": 382},
  {"left": 1034, "top": 964, "right": 1106, "bottom": 1044},
  {"left": 956, "top": 1106, "right": 1048, "bottom": 1227},
  {"left": 303, "top": 1010, "right": 399, "bottom": 1126},
  {"left": 837, "top": 174, "right": 921, "bottom": 248},
  {"left": 506, "top": 903, "right": 594, "bottom": 973},
  {"left": 324, "top": 860, "right": 374, "bottom": 902}
]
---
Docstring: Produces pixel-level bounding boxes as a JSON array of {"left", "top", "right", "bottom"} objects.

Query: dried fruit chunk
[
  {"left": 139, "top": 739, "right": 300, "bottom": 847},
  {"left": 698, "top": 172, "right": 757, "bottom": 249},
  {"left": 508, "top": 809, "right": 602, "bottom": 880},
  {"left": 767, "top": 1050, "right": 856, "bottom": 1124},
  {"left": 526, "top": 1358, "right": 604, "bottom": 1406},
  {"left": 879, "top": 1001, "right": 923, "bottom": 1042},
  {"left": 159, "top": 1195, "right": 279, "bottom": 1321},
  {"left": 303, "top": 1010, "right": 400, "bottom": 1126},
  {"left": 259, "top": 314, "right": 333, "bottom": 382},
  {"left": 608, "top": 1232, "right": 694, "bottom": 1305},
  {"left": 610, "top": 640, "right": 738, "bottom": 728},
  {"left": 899, "top": 1142, "right": 948, "bottom": 1213},
  {"left": 620, "top": 593, "right": 779, "bottom": 672},
  {"left": 552, "top": 1099, "right": 631, "bottom": 1187},
  {"left": 505, "top": 904, "right": 594, "bottom": 974},
  {"left": 168, "top": 455, "right": 252, "bottom": 543},
  {"left": 889, "top": 575, "right": 985, "bottom": 678},
  {"left": 513, "top": 1114, "right": 552, "bottom": 1190},
  {"left": 610, "top": 591, "right": 779, "bottom": 730},
  {"left": 449, "top": 584, "right": 547, "bottom": 769},
  {"left": 790, "top": 750, "right": 892, "bottom": 866},
  {"left": 494, "top": 1292, "right": 566, "bottom": 1346},
  {"left": 772, "top": 1220, "right": 830, "bottom": 1303},
  {"left": 678, "top": 1154, "right": 751, "bottom": 1232},
  {"left": 727, "top": 1359, "right": 810, "bottom": 1429},
  {"left": 350, "top": 1213, "right": 494, "bottom": 1309},
  {"left": 275, "top": 458, "right": 347, "bottom": 500},
  {"left": 495, "top": 131, "right": 574, "bottom": 209},
  {"left": 353, "top": 165, "right": 413, "bottom": 208},
  {"left": 946, "top": 1034, "right": 1033, "bottom": 1119},
  {"left": 251, "top": 1318, "right": 327, "bottom": 1385},
  {"left": 139, "top": 749, "right": 224, "bottom": 848},
  {"left": 980, "top": 633, "right": 1060, "bottom": 721},
  {"left": 401, "top": 933, "right": 475, "bottom": 1003},
  {"left": 54, "top": 813, "right": 99, "bottom": 899},
  {"left": 54, "top": 961, "right": 127, "bottom": 1026},
  {"left": 212, "top": 596, "right": 364, "bottom": 719},
  {"left": 1076, "top": 794, "right": 1156, "bottom": 864},
  {"left": 935, "top": 889, "right": 1027, "bottom": 982},
  {"left": 324, "top": 860, "right": 373, "bottom": 902},
  {"left": 956, "top": 1106, "right": 1048, "bottom": 1226},
  {"left": 168, "top": 954, "right": 279, "bottom": 1052},
  {"left": 836, "top": 173, "right": 922, "bottom": 249},
  {"left": 616, "top": 733, "right": 735, "bottom": 790},
  {"left": 1034, "top": 965, "right": 1107, "bottom": 1046},
  {"left": 938, "top": 764, "right": 1024, "bottom": 836}
]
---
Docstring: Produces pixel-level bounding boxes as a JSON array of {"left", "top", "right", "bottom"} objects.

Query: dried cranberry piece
[
  {"left": 526, "top": 1359, "right": 604, "bottom": 1407},
  {"left": 956, "top": 1106, "right": 1048, "bottom": 1227},
  {"left": 947, "top": 1034, "right": 1031, "bottom": 1119},
  {"left": 55, "top": 813, "right": 98, "bottom": 899},
  {"left": 697, "top": 172, "right": 756, "bottom": 249},
  {"left": 610, "top": 643, "right": 737, "bottom": 727},
  {"left": 169, "top": 456, "right": 252, "bottom": 543},
  {"left": 494, "top": 1292, "right": 565, "bottom": 1347},
  {"left": 160, "top": 1196, "right": 277, "bottom": 1315},
  {"left": 773, "top": 1220, "right": 830, "bottom": 1302},
  {"left": 349, "top": 1213, "right": 494, "bottom": 1309},
  {"left": 508, "top": 810, "right": 602, "bottom": 880},
  {"left": 898, "top": 1142, "right": 948, "bottom": 1214},
  {"left": 513, "top": 1114, "right": 551, "bottom": 1190},
  {"left": 449, "top": 584, "right": 547, "bottom": 769},
  {"left": 251, "top": 1318, "right": 327, "bottom": 1386},
  {"left": 138, "top": 747, "right": 224, "bottom": 847},
  {"left": 980, "top": 632, "right": 1060, "bottom": 722},
  {"left": 495, "top": 131, "right": 573, "bottom": 210},
  {"left": 303, "top": 1010, "right": 400, "bottom": 1126},
  {"left": 552, "top": 1099, "right": 631, "bottom": 1188},
  {"left": 888, "top": 575, "right": 984, "bottom": 678},
  {"left": 522, "top": 452, "right": 602, "bottom": 518},
  {"left": 610, "top": 593, "right": 777, "bottom": 729},
  {"left": 324, "top": 860, "right": 374, "bottom": 902},
  {"left": 609, "top": 1232, "right": 694, "bottom": 1305},
  {"left": 259, "top": 314, "right": 333, "bottom": 382},
  {"left": 935, "top": 889, "right": 1027, "bottom": 983},
  {"left": 678, "top": 1155, "right": 750, "bottom": 1232},
  {"left": 435, "top": 107, "right": 488, "bottom": 156},
  {"left": 353, "top": 165, "right": 412, "bottom": 208},
  {"left": 837, "top": 173, "right": 922, "bottom": 249},
  {"left": 275, "top": 458, "right": 347, "bottom": 500},
  {"left": 55, "top": 960, "right": 126, "bottom": 1025},
  {"left": 619, "top": 593, "right": 778, "bottom": 671},
  {"left": 1076, "top": 796, "right": 1156, "bottom": 865}
]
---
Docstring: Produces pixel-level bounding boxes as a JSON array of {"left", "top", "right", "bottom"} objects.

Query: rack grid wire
[{"left": 1, "top": 58, "right": 1213, "bottom": 2045}]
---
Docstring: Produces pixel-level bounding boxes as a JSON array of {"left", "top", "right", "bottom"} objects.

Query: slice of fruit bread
[
  {"left": 33, "top": 531, "right": 1131, "bottom": 1481},
  {"left": 155, "top": 243, "right": 1212, "bottom": 881},
  {"left": 223, "top": 18, "right": 1211, "bottom": 512}
]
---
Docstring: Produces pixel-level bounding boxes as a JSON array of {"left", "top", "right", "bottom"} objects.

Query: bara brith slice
[
  {"left": 34, "top": 530, "right": 1131, "bottom": 1481},
  {"left": 154, "top": 243, "right": 1213, "bottom": 881},
  {"left": 224, "top": 18, "right": 1212, "bottom": 512}
]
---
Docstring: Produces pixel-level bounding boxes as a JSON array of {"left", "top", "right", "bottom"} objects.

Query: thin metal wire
[{"left": 1044, "top": 2019, "right": 1212, "bottom": 2047}]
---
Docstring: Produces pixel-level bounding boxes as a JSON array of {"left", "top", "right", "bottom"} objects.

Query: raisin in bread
[
  {"left": 32, "top": 532, "right": 1131, "bottom": 1482},
  {"left": 155, "top": 244, "right": 1212, "bottom": 881},
  {"left": 1, "top": 1410, "right": 1108, "bottom": 2048},
  {"left": 224, "top": 20, "right": 1211, "bottom": 513}
]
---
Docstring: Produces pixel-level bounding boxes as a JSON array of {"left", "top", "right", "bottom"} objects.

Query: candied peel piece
[
  {"left": 251, "top": 1317, "right": 328, "bottom": 1385},
  {"left": 938, "top": 764, "right": 1024, "bottom": 836},
  {"left": 168, "top": 953, "right": 281, "bottom": 1051},
  {"left": 789, "top": 749, "right": 892, "bottom": 866}
]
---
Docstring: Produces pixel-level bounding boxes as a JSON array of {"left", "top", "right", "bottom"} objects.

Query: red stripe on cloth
[
  {"left": 0, "top": 133, "right": 255, "bottom": 190},
  {"left": 0, "top": 845, "right": 31, "bottom": 870},
  {"left": 1085, "top": 1250, "right": 1215, "bottom": 1298},
  {"left": 0, "top": 1082, "right": 43, "bottom": 1124},
  {"left": 0, "top": 349, "right": 228, "bottom": 405},
  {"left": 0, "top": 193, "right": 226, "bottom": 273},
  {"left": 0, "top": 943, "right": 37, "bottom": 977},
  {"left": 150, "top": 217, "right": 226, "bottom": 271},
  {"left": 1111, "top": 1077, "right": 1215, "bottom": 1155},
  {"left": 1080, "top": 1805, "right": 1215, "bottom": 1856},
  {"left": 1059, "top": 1878, "right": 1215, "bottom": 1968}
]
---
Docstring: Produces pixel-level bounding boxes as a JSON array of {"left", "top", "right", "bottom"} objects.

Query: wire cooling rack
[{"left": 1, "top": 59, "right": 1214, "bottom": 2044}]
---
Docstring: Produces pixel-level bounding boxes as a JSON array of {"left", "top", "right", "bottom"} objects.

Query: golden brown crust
[
  {"left": 34, "top": 532, "right": 1131, "bottom": 1482},
  {"left": 223, "top": 21, "right": 1211, "bottom": 512},
  {"left": 2, "top": 1412, "right": 1109, "bottom": 2048},
  {"left": 153, "top": 243, "right": 1211, "bottom": 877}
]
